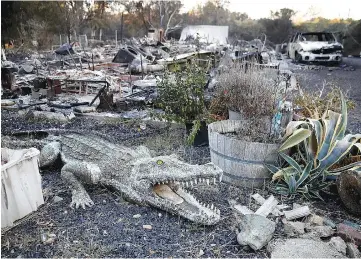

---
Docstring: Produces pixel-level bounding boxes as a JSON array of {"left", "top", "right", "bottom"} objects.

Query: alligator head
[{"left": 130, "top": 154, "right": 223, "bottom": 225}]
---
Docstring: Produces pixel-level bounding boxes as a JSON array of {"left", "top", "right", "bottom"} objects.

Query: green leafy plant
[
  {"left": 265, "top": 90, "right": 361, "bottom": 200},
  {"left": 154, "top": 61, "right": 208, "bottom": 145}
]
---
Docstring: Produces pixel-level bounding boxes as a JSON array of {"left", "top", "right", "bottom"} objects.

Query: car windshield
[{"left": 300, "top": 33, "right": 335, "bottom": 42}]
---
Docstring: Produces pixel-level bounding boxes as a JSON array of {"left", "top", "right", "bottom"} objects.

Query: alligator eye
[{"left": 156, "top": 159, "right": 164, "bottom": 165}]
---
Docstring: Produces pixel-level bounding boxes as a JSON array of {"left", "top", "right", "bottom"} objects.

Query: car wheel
[{"left": 295, "top": 52, "right": 302, "bottom": 63}]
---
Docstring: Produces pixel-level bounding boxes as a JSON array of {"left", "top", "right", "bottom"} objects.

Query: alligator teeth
[
  {"left": 217, "top": 209, "right": 220, "bottom": 214},
  {"left": 211, "top": 204, "right": 214, "bottom": 210},
  {"left": 186, "top": 182, "right": 189, "bottom": 187},
  {"left": 206, "top": 179, "right": 210, "bottom": 185},
  {"left": 219, "top": 175, "right": 223, "bottom": 182},
  {"left": 213, "top": 178, "right": 216, "bottom": 184},
  {"left": 194, "top": 179, "right": 197, "bottom": 184}
]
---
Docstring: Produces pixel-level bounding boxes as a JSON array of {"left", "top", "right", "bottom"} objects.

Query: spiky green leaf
[
  {"left": 279, "top": 128, "right": 312, "bottom": 151},
  {"left": 279, "top": 152, "right": 303, "bottom": 174},
  {"left": 296, "top": 161, "right": 313, "bottom": 189},
  {"left": 336, "top": 91, "right": 347, "bottom": 140}
]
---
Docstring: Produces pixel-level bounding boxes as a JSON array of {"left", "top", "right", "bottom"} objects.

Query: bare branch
[
  {"left": 164, "top": 8, "right": 178, "bottom": 35},
  {"left": 165, "top": 18, "right": 183, "bottom": 36}
]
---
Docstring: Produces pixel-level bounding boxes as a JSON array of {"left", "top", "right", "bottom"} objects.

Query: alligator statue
[{"left": 4, "top": 132, "right": 223, "bottom": 225}]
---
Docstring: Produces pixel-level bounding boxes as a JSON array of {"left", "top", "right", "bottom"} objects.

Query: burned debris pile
[{"left": 2, "top": 26, "right": 361, "bottom": 259}]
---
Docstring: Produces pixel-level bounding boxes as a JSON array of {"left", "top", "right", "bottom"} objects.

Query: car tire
[{"left": 295, "top": 52, "right": 302, "bottom": 63}]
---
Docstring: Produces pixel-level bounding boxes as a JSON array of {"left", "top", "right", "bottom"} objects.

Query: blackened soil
[
  {"left": 1, "top": 105, "right": 360, "bottom": 258},
  {"left": 1, "top": 111, "right": 269, "bottom": 258}
]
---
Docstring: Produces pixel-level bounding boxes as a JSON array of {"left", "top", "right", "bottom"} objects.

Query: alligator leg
[
  {"left": 61, "top": 160, "right": 102, "bottom": 209},
  {"left": 39, "top": 142, "right": 61, "bottom": 168}
]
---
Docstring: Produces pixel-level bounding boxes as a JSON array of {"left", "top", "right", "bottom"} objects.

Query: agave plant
[{"left": 265, "top": 91, "right": 361, "bottom": 200}]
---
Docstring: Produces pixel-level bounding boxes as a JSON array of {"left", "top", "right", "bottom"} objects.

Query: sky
[{"left": 181, "top": 0, "right": 361, "bottom": 20}]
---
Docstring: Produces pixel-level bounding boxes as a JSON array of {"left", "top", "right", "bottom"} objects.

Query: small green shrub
[{"left": 154, "top": 61, "right": 208, "bottom": 145}]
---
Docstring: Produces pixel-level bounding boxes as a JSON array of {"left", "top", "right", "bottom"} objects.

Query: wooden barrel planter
[{"left": 208, "top": 120, "right": 279, "bottom": 188}]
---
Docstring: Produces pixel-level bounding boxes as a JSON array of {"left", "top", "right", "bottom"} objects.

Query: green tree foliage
[{"left": 1, "top": 0, "right": 360, "bottom": 55}]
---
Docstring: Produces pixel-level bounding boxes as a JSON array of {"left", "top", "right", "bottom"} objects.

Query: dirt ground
[
  {"left": 1, "top": 58, "right": 361, "bottom": 258},
  {"left": 290, "top": 57, "right": 361, "bottom": 133}
]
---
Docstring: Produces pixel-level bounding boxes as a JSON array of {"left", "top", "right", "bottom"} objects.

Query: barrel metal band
[
  {"left": 210, "top": 147, "right": 274, "bottom": 165},
  {"left": 223, "top": 171, "right": 267, "bottom": 182},
  {"left": 210, "top": 147, "right": 273, "bottom": 182}
]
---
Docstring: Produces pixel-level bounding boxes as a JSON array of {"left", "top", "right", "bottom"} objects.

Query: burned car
[{"left": 288, "top": 32, "right": 343, "bottom": 63}]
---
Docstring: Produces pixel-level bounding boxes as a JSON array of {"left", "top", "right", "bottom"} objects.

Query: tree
[
  {"left": 259, "top": 8, "right": 296, "bottom": 43},
  {"left": 122, "top": 1, "right": 183, "bottom": 38}
]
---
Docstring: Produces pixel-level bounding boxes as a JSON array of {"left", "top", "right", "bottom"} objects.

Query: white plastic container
[{"left": 1, "top": 148, "right": 44, "bottom": 228}]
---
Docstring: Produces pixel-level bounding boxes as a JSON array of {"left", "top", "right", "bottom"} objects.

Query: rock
[
  {"left": 329, "top": 237, "right": 347, "bottom": 255},
  {"left": 53, "top": 196, "right": 63, "bottom": 203},
  {"left": 346, "top": 242, "right": 361, "bottom": 258},
  {"left": 133, "top": 214, "right": 141, "bottom": 219},
  {"left": 41, "top": 233, "right": 56, "bottom": 245},
  {"left": 143, "top": 225, "right": 152, "bottom": 230},
  {"left": 68, "top": 112, "right": 76, "bottom": 120},
  {"left": 254, "top": 195, "right": 279, "bottom": 217},
  {"left": 270, "top": 239, "right": 344, "bottom": 258},
  {"left": 284, "top": 206, "right": 310, "bottom": 220},
  {"left": 20, "top": 64, "right": 34, "bottom": 74},
  {"left": 198, "top": 249, "right": 204, "bottom": 257},
  {"left": 309, "top": 226, "right": 334, "bottom": 238},
  {"left": 40, "top": 233, "right": 47, "bottom": 242},
  {"left": 25, "top": 110, "right": 69, "bottom": 122},
  {"left": 323, "top": 217, "right": 336, "bottom": 228},
  {"left": 234, "top": 204, "right": 254, "bottom": 215},
  {"left": 237, "top": 214, "right": 276, "bottom": 250},
  {"left": 139, "top": 123, "right": 147, "bottom": 130},
  {"left": 307, "top": 214, "right": 324, "bottom": 226},
  {"left": 44, "top": 237, "right": 55, "bottom": 244},
  {"left": 1, "top": 100, "right": 16, "bottom": 106},
  {"left": 283, "top": 220, "right": 305, "bottom": 237},
  {"left": 73, "top": 105, "right": 97, "bottom": 113},
  {"left": 337, "top": 223, "right": 361, "bottom": 246},
  {"left": 228, "top": 199, "right": 238, "bottom": 206}
]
